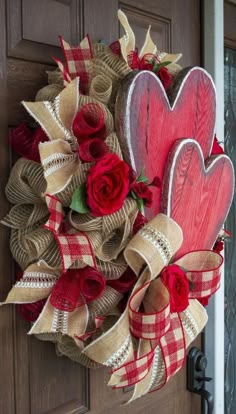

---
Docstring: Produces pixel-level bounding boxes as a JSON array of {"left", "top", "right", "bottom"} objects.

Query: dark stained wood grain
[
  {"left": 224, "top": 1, "right": 236, "bottom": 49},
  {"left": 7, "top": 0, "right": 77, "bottom": 63},
  {"left": 115, "top": 67, "right": 216, "bottom": 219},
  {"left": 0, "top": 1, "right": 16, "bottom": 413},
  {"left": 162, "top": 139, "right": 234, "bottom": 259}
]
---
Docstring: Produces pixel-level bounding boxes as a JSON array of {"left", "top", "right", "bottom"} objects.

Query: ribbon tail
[
  {"left": 117, "top": 10, "right": 136, "bottom": 62},
  {"left": 39, "top": 140, "right": 79, "bottom": 195},
  {"left": 29, "top": 296, "right": 89, "bottom": 341},
  {"left": 139, "top": 26, "right": 157, "bottom": 58},
  {"left": 22, "top": 100, "right": 65, "bottom": 141},
  {"left": 2, "top": 262, "right": 60, "bottom": 305},
  {"left": 83, "top": 308, "right": 134, "bottom": 367},
  {"left": 53, "top": 57, "right": 72, "bottom": 86}
]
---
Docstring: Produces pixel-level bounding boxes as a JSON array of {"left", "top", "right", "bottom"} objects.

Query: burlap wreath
[{"left": 1, "top": 10, "right": 227, "bottom": 402}]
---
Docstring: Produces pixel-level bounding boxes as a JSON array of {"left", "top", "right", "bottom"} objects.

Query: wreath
[{"left": 1, "top": 10, "right": 234, "bottom": 402}]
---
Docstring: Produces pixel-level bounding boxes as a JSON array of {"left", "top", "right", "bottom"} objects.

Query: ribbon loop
[
  {"left": 124, "top": 214, "right": 183, "bottom": 279},
  {"left": 97, "top": 214, "right": 223, "bottom": 400},
  {"left": 175, "top": 250, "right": 223, "bottom": 299}
]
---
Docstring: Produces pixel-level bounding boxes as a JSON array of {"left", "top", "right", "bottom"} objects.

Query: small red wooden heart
[
  {"left": 161, "top": 139, "right": 234, "bottom": 259},
  {"left": 116, "top": 67, "right": 216, "bottom": 219}
]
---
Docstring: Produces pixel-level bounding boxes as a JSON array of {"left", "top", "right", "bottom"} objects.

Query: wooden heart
[
  {"left": 116, "top": 67, "right": 216, "bottom": 219},
  {"left": 161, "top": 139, "right": 234, "bottom": 259}
]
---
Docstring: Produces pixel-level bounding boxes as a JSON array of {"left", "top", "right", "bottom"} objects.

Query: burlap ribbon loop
[{"left": 83, "top": 213, "right": 222, "bottom": 401}]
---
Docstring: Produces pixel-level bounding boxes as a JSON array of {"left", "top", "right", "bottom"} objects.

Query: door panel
[{"left": 0, "top": 1, "right": 201, "bottom": 413}]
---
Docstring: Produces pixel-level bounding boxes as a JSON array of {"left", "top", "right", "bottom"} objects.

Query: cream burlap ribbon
[
  {"left": 117, "top": 9, "right": 182, "bottom": 74},
  {"left": 83, "top": 214, "right": 221, "bottom": 401}
]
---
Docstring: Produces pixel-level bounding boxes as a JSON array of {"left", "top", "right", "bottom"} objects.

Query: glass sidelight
[{"left": 224, "top": 46, "right": 236, "bottom": 414}]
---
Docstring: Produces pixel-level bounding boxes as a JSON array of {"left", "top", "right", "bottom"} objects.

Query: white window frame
[{"left": 203, "top": 1, "right": 224, "bottom": 413}]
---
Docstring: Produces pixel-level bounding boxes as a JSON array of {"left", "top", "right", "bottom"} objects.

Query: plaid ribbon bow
[
  {"left": 55, "top": 35, "right": 93, "bottom": 93},
  {"left": 83, "top": 214, "right": 222, "bottom": 401},
  {"left": 44, "top": 194, "right": 96, "bottom": 272}
]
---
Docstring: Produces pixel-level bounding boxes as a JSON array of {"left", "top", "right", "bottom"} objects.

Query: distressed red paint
[{"left": 116, "top": 67, "right": 216, "bottom": 219}]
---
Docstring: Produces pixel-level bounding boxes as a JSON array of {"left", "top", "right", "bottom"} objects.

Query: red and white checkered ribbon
[
  {"left": 110, "top": 243, "right": 222, "bottom": 390},
  {"left": 55, "top": 35, "right": 93, "bottom": 92},
  {"left": 44, "top": 194, "right": 96, "bottom": 272}
]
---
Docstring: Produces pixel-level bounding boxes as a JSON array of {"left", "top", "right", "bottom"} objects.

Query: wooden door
[{"left": 0, "top": 1, "right": 201, "bottom": 413}]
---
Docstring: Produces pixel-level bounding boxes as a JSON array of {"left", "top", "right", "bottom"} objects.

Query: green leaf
[
  {"left": 152, "top": 61, "right": 172, "bottom": 73},
  {"left": 136, "top": 167, "right": 149, "bottom": 184},
  {"left": 130, "top": 190, "right": 138, "bottom": 200},
  {"left": 70, "top": 183, "right": 90, "bottom": 214},
  {"left": 136, "top": 197, "right": 145, "bottom": 211},
  {"left": 137, "top": 167, "right": 145, "bottom": 180},
  {"left": 137, "top": 175, "right": 149, "bottom": 184}
]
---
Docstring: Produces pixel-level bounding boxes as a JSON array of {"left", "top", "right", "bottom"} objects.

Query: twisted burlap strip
[
  {"left": 56, "top": 336, "right": 102, "bottom": 368},
  {"left": 2, "top": 160, "right": 61, "bottom": 270},
  {"left": 35, "top": 69, "right": 64, "bottom": 102},
  {"left": 5, "top": 158, "right": 46, "bottom": 204},
  {"left": 88, "top": 286, "right": 122, "bottom": 320},
  {"left": 10, "top": 225, "right": 60, "bottom": 270},
  {"left": 83, "top": 214, "right": 220, "bottom": 402},
  {"left": 47, "top": 69, "right": 64, "bottom": 86},
  {"left": 2, "top": 203, "right": 48, "bottom": 229},
  {"left": 89, "top": 75, "right": 112, "bottom": 105},
  {"left": 93, "top": 43, "right": 131, "bottom": 83},
  {"left": 35, "top": 84, "right": 63, "bottom": 102},
  {"left": 92, "top": 43, "right": 131, "bottom": 112},
  {"left": 69, "top": 197, "right": 137, "bottom": 266}
]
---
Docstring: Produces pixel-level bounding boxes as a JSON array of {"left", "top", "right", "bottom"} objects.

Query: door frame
[{"left": 203, "top": 1, "right": 224, "bottom": 413}]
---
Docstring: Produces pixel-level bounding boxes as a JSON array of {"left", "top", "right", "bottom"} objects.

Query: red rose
[
  {"left": 213, "top": 240, "right": 224, "bottom": 253},
  {"left": 211, "top": 135, "right": 224, "bottom": 155},
  {"left": 157, "top": 67, "right": 173, "bottom": 90},
  {"left": 86, "top": 153, "right": 130, "bottom": 216},
  {"left": 132, "top": 182, "right": 153, "bottom": 207},
  {"left": 161, "top": 264, "right": 189, "bottom": 313}
]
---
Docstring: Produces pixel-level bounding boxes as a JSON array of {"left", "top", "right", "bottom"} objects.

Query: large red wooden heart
[
  {"left": 116, "top": 67, "right": 216, "bottom": 219},
  {"left": 161, "top": 139, "right": 234, "bottom": 259}
]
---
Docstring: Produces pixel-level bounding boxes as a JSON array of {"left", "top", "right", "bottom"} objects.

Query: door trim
[{"left": 202, "top": 1, "right": 224, "bottom": 413}]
